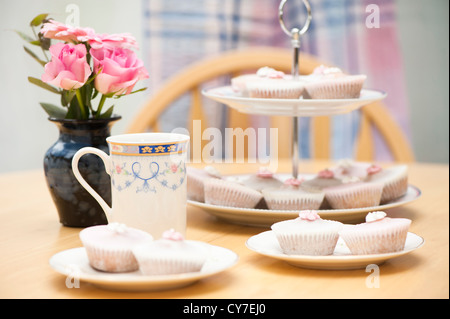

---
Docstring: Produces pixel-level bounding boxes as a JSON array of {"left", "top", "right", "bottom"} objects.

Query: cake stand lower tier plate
[
  {"left": 188, "top": 174, "right": 421, "bottom": 226},
  {"left": 202, "top": 86, "right": 387, "bottom": 116}
]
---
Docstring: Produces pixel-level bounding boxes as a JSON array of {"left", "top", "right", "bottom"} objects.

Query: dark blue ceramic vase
[{"left": 44, "top": 116, "right": 121, "bottom": 227}]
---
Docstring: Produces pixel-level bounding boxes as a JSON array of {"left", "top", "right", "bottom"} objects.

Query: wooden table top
[{"left": 0, "top": 160, "right": 448, "bottom": 299}]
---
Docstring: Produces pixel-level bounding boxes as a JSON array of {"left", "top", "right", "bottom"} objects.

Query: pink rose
[
  {"left": 90, "top": 47, "right": 148, "bottom": 95},
  {"left": 41, "top": 43, "right": 91, "bottom": 90},
  {"left": 40, "top": 20, "right": 94, "bottom": 43},
  {"left": 80, "top": 33, "right": 138, "bottom": 50}
]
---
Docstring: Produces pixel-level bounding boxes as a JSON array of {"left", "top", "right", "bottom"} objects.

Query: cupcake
[
  {"left": 324, "top": 182, "right": 383, "bottom": 209},
  {"left": 231, "top": 74, "right": 259, "bottom": 96},
  {"left": 79, "top": 223, "right": 154, "bottom": 273},
  {"left": 262, "top": 178, "right": 324, "bottom": 211},
  {"left": 304, "top": 65, "right": 366, "bottom": 99},
  {"left": 243, "top": 67, "right": 305, "bottom": 99},
  {"left": 366, "top": 165, "right": 409, "bottom": 203},
  {"left": 132, "top": 229, "right": 208, "bottom": 276},
  {"left": 271, "top": 210, "right": 343, "bottom": 255},
  {"left": 339, "top": 211, "right": 411, "bottom": 255},
  {"left": 187, "top": 166, "right": 222, "bottom": 202},
  {"left": 301, "top": 168, "right": 343, "bottom": 191},
  {"left": 204, "top": 178, "right": 263, "bottom": 208},
  {"left": 240, "top": 167, "right": 283, "bottom": 192}
]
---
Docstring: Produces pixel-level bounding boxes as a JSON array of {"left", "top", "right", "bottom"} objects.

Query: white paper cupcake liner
[
  {"left": 274, "top": 232, "right": 340, "bottom": 256},
  {"left": 262, "top": 190, "right": 324, "bottom": 211},
  {"left": 247, "top": 80, "right": 305, "bottom": 99},
  {"left": 380, "top": 174, "right": 408, "bottom": 203},
  {"left": 339, "top": 221, "right": 411, "bottom": 255},
  {"left": 305, "top": 75, "right": 366, "bottom": 99},
  {"left": 204, "top": 179, "right": 263, "bottom": 208},
  {"left": 187, "top": 172, "right": 207, "bottom": 202},
  {"left": 83, "top": 244, "right": 139, "bottom": 273},
  {"left": 136, "top": 256, "right": 205, "bottom": 276},
  {"left": 324, "top": 183, "right": 383, "bottom": 209}
]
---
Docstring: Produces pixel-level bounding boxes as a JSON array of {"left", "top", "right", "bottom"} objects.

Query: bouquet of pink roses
[{"left": 18, "top": 13, "right": 148, "bottom": 119}]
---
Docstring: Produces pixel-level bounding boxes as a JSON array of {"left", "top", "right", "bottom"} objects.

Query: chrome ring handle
[{"left": 279, "top": 0, "right": 312, "bottom": 43}]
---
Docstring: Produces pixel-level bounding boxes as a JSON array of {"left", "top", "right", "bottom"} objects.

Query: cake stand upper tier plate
[{"left": 202, "top": 86, "right": 387, "bottom": 117}]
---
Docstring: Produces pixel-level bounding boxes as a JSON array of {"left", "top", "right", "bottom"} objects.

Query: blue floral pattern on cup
[{"left": 111, "top": 159, "right": 186, "bottom": 193}]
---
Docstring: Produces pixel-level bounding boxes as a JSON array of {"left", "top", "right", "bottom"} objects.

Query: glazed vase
[{"left": 44, "top": 116, "right": 121, "bottom": 227}]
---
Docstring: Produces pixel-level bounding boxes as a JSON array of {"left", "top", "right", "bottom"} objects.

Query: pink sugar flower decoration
[
  {"left": 367, "top": 164, "right": 382, "bottom": 175},
  {"left": 284, "top": 177, "right": 304, "bottom": 187},
  {"left": 162, "top": 229, "right": 184, "bottom": 241},
  {"left": 298, "top": 210, "right": 320, "bottom": 221},
  {"left": 318, "top": 168, "right": 334, "bottom": 179},
  {"left": 257, "top": 167, "right": 274, "bottom": 178}
]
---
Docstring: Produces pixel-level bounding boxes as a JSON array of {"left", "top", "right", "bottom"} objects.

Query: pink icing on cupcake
[
  {"left": 267, "top": 70, "right": 285, "bottom": 79},
  {"left": 284, "top": 178, "right": 304, "bottom": 187},
  {"left": 298, "top": 210, "right": 320, "bottom": 221},
  {"left": 367, "top": 164, "right": 382, "bottom": 175},
  {"left": 162, "top": 229, "right": 184, "bottom": 241},
  {"left": 257, "top": 167, "right": 274, "bottom": 178},
  {"left": 318, "top": 169, "right": 334, "bottom": 179}
]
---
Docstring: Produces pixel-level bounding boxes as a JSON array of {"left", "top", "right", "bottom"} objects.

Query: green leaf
[
  {"left": 99, "top": 105, "right": 114, "bottom": 119},
  {"left": 14, "top": 30, "right": 34, "bottom": 43},
  {"left": 65, "top": 97, "right": 81, "bottom": 119},
  {"left": 113, "top": 87, "right": 147, "bottom": 98},
  {"left": 30, "top": 13, "right": 49, "bottom": 26},
  {"left": 40, "top": 102, "right": 67, "bottom": 118},
  {"left": 23, "top": 46, "right": 46, "bottom": 66},
  {"left": 28, "top": 77, "right": 60, "bottom": 94},
  {"left": 61, "top": 90, "right": 76, "bottom": 106}
]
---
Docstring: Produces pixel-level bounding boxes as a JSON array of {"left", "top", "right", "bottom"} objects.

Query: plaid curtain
[{"left": 141, "top": 0, "right": 411, "bottom": 162}]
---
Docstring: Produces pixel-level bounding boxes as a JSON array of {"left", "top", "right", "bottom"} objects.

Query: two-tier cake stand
[{"left": 194, "top": 0, "right": 419, "bottom": 226}]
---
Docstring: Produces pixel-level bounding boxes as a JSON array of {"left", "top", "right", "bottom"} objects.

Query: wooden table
[{"left": 0, "top": 160, "right": 448, "bottom": 299}]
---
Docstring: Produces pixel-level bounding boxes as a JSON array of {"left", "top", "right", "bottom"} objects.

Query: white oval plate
[
  {"left": 246, "top": 230, "right": 424, "bottom": 270},
  {"left": 49, "top": 243, "right": 238, "bottom": 292},
  {"left": 202, "top": 86, "right": 387, "bottom": 117},
  {"left": 188, "top": 174, "right": 422, "bottom": 226}
]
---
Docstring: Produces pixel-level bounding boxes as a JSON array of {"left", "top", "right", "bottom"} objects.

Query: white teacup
[{"left": 72, "top": 132, "right": 190, "bottom": 238}]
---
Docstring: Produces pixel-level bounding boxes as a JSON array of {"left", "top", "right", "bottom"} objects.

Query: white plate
[
  {"left": 246, "top": 231, "right": 424, "bottom": 270},
  {"left": 49, "top": 243, "right": 238, "bottom": 292},
  {"left": 188, "top": 174, "right": 421, "bottom": 226},
  {"left": 202, "top": 86, "right": 387, "bottom": 117}
]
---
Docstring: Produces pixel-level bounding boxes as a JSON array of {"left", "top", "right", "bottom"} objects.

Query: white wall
[
  {"left": 0, "top": 0, "right": 448, "bottom": 174},
  {"left": 0, "top": 0, "right": 147, "bottom": 173},
  {"left": 396, "top": 0, "right": 449, "bottom": 163}
]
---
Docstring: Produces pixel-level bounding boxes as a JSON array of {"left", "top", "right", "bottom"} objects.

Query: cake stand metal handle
[{"left": 278, "top": 0, "right": 312, "bottom": 179}]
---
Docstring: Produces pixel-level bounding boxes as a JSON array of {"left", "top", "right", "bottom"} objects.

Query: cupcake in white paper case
[
  {"left": 366, "top": 165, "right": 409, "bottom": 203},
  {"left": 204, "top": 178, "right": 263, "bottom": 208},
  {"left": 304, "top": 65, "right": 366, "bottom": 99},
  {"left": 133, "top": 229, "right": 208, "bottom": 276},
  {"left": 240, "top": 167, "right": 283, "bottom": 192},
  {"left": 262, "top": 178, "right": 324, "bottom": 211},
  {"left": 339, "top": 211, "right": 411, "bottom": 255},
  {"left": 323, "top": 181, "right": 383, "bottom": 209},
  {"left": 233, "top": 67, "right": 305, "bottom": 99},
  {"left": 187, "top": 166, "right": 222, "bottom": 202},
  {"left": 79, "top": 223, "right": 153, "bottom": 273},
  {"left": 271, "top": 210, "right": 343, "bottom": 255}
]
